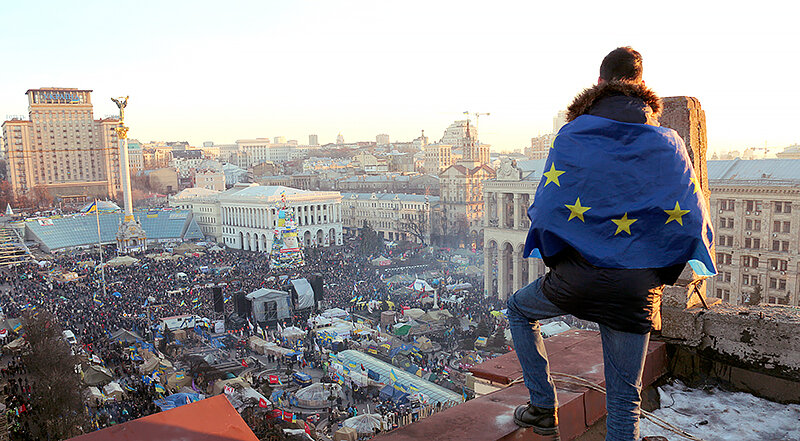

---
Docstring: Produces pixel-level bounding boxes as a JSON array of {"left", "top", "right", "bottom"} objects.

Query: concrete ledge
[{"left": 376, "top": 330, "right": 667, "bottom": 441}]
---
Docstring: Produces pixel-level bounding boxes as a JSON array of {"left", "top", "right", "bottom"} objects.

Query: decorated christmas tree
[{"left": 269, "top": 193, "right": 305, "bottom": 269}]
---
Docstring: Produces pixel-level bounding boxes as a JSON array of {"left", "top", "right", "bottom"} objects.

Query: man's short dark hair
[{"left": 599, "top": 47, "right": 643, "bottom": 82}]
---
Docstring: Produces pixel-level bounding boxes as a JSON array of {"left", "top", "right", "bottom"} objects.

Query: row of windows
[{"left": 719, "top": 199, "right": 792, "bottom": 213}]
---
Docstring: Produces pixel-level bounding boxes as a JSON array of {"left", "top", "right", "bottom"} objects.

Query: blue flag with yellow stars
[{"left": 524, "top": 115, "right": 716, "bottom": 276}]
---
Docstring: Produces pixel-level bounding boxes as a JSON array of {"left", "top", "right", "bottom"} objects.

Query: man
[{"left": 508, "top": 47, "right": 715, "bottom": 440}]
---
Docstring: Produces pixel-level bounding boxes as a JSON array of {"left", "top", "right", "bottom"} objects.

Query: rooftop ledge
[
  {"left": 378, "top": 302, "right": 800, "bottom": 441},
  {"left": 376, "top": 330, "right": 668, "bottom": 441}
]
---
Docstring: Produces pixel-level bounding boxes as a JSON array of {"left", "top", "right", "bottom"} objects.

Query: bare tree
[
  {"left": 20, "top": 311, "right": 88, "bottom": 439},
  {"left": 399, "top": 211, "right": 429, "bottom": 245}
]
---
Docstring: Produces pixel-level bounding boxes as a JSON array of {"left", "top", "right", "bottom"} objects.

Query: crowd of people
[{"left": 0, "top": 237, "right": 513, "bottom": 440}]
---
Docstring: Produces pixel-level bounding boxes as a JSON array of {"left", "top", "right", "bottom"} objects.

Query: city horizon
[{"left": 2, "top": 2, "right": 799, "bottom": 155}]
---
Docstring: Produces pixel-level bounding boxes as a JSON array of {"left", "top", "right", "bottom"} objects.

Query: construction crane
[{"left": 463, "top": 111, "right": 490, "bottom": 141}]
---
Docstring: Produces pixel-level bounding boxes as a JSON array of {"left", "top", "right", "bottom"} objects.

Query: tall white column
[
  {"left": 513, "top": 194, "right": 521, "bottom": 230},
  {"left": 484, "top": 248, "right": 492, "bottom": 297},
  {"left": 484, "top": 192, "right": 490, "bottom": 227},
  {"left": 498, "top": 193, "right": 506, "bottom": 228},
  {"left": 513, "top": 248, "right": 522, "bottom": 293},
  {"left": 118, "top": 134, "right": 133, "bottom": 221},
  {"left": 498, "top": 246, "right": 509, "bottom": 300}
]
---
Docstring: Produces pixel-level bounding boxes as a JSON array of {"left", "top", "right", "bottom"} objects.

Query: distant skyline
[{"left": 2, "top": 1, "right": 799, "bottom": 155}]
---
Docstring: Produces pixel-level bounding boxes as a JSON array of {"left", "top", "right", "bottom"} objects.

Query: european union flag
[{"left": 524, "top": 115, "right": 716, "bottom": 276}]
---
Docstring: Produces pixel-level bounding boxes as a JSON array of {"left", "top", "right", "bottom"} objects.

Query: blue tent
[
  {"left": 154, "top": 393, "right": 201, "bottom": 411},
  {"left": 379, "top": 384, "right": 409, "bottom": 404}
]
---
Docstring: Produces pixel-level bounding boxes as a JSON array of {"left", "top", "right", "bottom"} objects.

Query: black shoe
[{"left": 513, "top": 402, "right": 559, "bottom": 436}]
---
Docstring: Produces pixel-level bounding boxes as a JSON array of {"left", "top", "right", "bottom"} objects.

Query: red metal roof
[{"left": 68, "top": 394, "right": 259, "bottom": 441}]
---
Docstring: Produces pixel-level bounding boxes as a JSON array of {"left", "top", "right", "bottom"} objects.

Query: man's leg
[
  {"left": 506, "top": 276, "right": 567, "bottom": 408},
  {"left": 598, "top": 325, "right": 650, "bottom": 441}
]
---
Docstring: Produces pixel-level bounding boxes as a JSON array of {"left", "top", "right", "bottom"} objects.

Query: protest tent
[
  {"left": 281, "top": 326, "right": 306, "bottom": 341},
  {"left": 86, "top": 387, "right": 104, "bottom": 406},
  {"left": 411, "top": 279, "right": 434, "bottom": 292},
  {"left": 321, "top": 307, "right": 348, "bottom": 319},
  {"left": 403, "top": 308, "right": 425, "bottom": 320},
  {"left": 154, "top": 392, "right": 202, "bottom": 411},
  {"left": 106, "top": 255, "right": 139, "bottom": 267},
  {"left": 371, "top": 256, "right": 391, "bottom": 266},
  {"left": 413, "top": 336, "right": 433, "bottom": 352},
  {"left": 295, "top": 383, "right": 344, "bottom": 408},
  {"left": 166, "top": 371, "right": 191, "bottom": 389},
  {"left": 343, "top": 414, "right": 386, "bottom": 435},
  {"left": 212, "top": 377, "right": 250, "bottom": 395},
  {"left": 392, "top": 322, "right": 411, "bottom": 336},
  {"left": 110, "top": 328, "right": 142, "bottom": 343},
  {"left": 378, "top": 384, "right": 409, "bottom": 404},
  {"left": 103, "top": 382, "right": 125, "bottom": 401},
  {"left": 334, "top": 427, "right": 358, "bottom": 441},
  {"left": 3, "top": 336, "right": 26, "bottom": 352},
  {"left": 82, "top": 364, "right": 113, "bottom": 386}
]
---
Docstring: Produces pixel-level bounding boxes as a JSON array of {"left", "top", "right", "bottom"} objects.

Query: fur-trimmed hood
[{"left": 566, "top": 81, "right": 661, "bottom": 124}]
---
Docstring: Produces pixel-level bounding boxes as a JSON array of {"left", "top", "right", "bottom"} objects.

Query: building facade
[
  {"left": 2, "top": 88, "right": 121, "bottom": 202},
  {"left": 439, "top": 163, "right": 495, "bottom": 246},
  {"left": 170, "top": 184, "right": 342, "bottom": 251},
  {"left": 483, "top": 159, "right": 548, "bottom": 299},
  {"left": 340, "top": 193, "right": 438, "bottom": 244},
  {"left": 707, "top": 159, "right": 800, "bottom": 307}
]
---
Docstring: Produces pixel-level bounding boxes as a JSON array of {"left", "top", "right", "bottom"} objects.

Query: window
[
  {"left": 717, "top": 253, "right": 732, "bottom": 265},
  {"left": 720, "top": 199, "right": 735, "bottom": 211},
  {"left": 780, "top": 279, "right": 787, "bottom": 290},
  {"left": 744, "top": 219, "right": 761, "bottom": 231},
  {"left": 724, "top": 271, "right": 731, "bottom": 283},
  {"left": 717, "top": 235, "right": 733, "bottom": 247},
  {"left": 773, "top": 240, "right": 781, "bottom": 251},
  {"left": 742, "top": 274, "right": 750, "bottom": 285},
  {"left": 784, "top": 221, "right": 791, "bottom": 233},
  {"left": 774, "top": 201, "right": 792, "bottom": 213},
  {"left": 769, "top": 277, "right": 777, "bottom": 289},
  {"left": 744, "top": 238, "right": 760, "bottom": 249},
  {"left": 742, "top": 255, "right": 759, "bottom": 268}
]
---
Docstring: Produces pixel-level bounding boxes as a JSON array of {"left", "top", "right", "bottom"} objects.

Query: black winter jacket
[{"left": 539, "top": 81, "right": 684, "bottom": 334}]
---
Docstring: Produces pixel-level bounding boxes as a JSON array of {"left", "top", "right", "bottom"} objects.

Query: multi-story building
[
  {"left": 439, "top": 163, "right": 495, "bottom": 247},
  {"left": 553, "top": 110, "right": 568, "bottom": 134},
  {"left": 341, "top": 192, "right": 439, "bottom": 244},
  {"left": 309, "top": 135, "right": 319, "bottom": 146},
  {"left": 423, "top": 143, "right": 454, "bottom": 174},
  {"left": 236, "top": 138, "right": 304, "bottom": 167},
  {"left": 195, "top": 169, "right": 225, "bottom": 191},
  {"left": 376, "top": 134, "right": 390, "bottom": 146},
  {"left": 128, "top": 139, "right": 144, "bottom": 175},
  {"left": 482, "top": 159, "right": 548, "bottom": 299},
  {"left": 1, "top": 88, "right": 121, "bottom": 202},
  {"left": 707, "top": 159, "right": 800, "bottom": 307},
  {"left": 526, "top": 133, "right": 556, "bottom": 160},
  {"left": 170, "top": 183, "right": 343, "bottom": 249}
]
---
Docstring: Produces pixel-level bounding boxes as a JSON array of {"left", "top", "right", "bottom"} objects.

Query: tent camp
[
  {"left": 110, "top": 328, "right": 142, "bottom": 343},
  {"left": 379, "top": 384, "right": 409, "bottom": 404},
  {"left": 413, "top": 336, "right": 433, "bottom": 352},
  {"left": 334, "top": 427, "right": 358, "bottom": 441},
  {"left": 392, "top": 322, "right": 412, "bottom": 336},
  {"left": 422, "top": 309, "right": 453, "bottom": 323},
  {"left": 295, "top": 383, "right": 344, "bottom": 408},
  {"left": 86, "top": 387, "right": 104, "bottom": 406},
  {"left": 82, "top": 364, "right": 113, "bottom": 386},
  {"left": 248, "top": 336, "right": 270, "bottom": 355},
  {"left": 246, "top": 288, "right": 292, "bottom": 323}
]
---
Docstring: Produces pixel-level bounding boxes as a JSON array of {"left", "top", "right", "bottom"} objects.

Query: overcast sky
[{"left": 2, "top": 1, "right": 798, "bottom": 154}]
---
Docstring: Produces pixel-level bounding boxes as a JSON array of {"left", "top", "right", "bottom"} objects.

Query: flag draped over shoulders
[{"left": 524, "top": 114, "right": 716, "bottom": 276}]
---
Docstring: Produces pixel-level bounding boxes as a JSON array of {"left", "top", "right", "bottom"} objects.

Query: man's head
[{"left": 599, "top": 46, "right": 643, "bottom": 84}]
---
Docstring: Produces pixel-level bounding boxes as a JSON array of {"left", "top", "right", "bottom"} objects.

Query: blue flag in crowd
[{"left": 524, "top": 115, "right": 716, "bottom": 276}]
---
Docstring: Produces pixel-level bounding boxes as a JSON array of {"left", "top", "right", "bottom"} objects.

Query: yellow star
[
  {"left": 611, "top": 212, "right": 638, "bottom": 235},
  {"left": 664, "top": 201, "right": 691, "bottom": 226},
  {"left": 550, "top": 135, "right": 558, "bottom": 149},
  {"left": 690, "top": 176, "right": 700, "bottom": 194},
  {"left": 543, "top": 164, "right": 566, "bottom": 187},
  {"left": 565, "top": 197, "right": 591, "bottom": 222}
]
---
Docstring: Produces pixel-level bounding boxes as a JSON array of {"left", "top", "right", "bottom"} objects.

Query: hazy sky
[{"left": 2, "top": 1, "right": 798, "bottom": 154}]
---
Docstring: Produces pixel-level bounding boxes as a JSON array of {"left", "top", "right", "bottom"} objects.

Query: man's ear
[{"left": 597, "top": 76, "right": 605, "bottom": 85}]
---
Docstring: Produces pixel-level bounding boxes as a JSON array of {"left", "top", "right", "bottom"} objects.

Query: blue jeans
[{"left": 507, "top": 276, "right": 650, "bottom": 441}]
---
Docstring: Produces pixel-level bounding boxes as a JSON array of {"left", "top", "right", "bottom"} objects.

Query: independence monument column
[{"left": 112, "top": 96, "right": 147, "bottom": 253}]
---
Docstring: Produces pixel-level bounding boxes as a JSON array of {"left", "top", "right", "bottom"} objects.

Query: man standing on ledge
[{"left": 508, "top": 47, "right": 716, "bottom": 440}]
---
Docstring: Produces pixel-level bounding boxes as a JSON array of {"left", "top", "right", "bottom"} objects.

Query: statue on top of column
[{"left": 111, "top": 96, "right": 129, "bottom": 122}]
